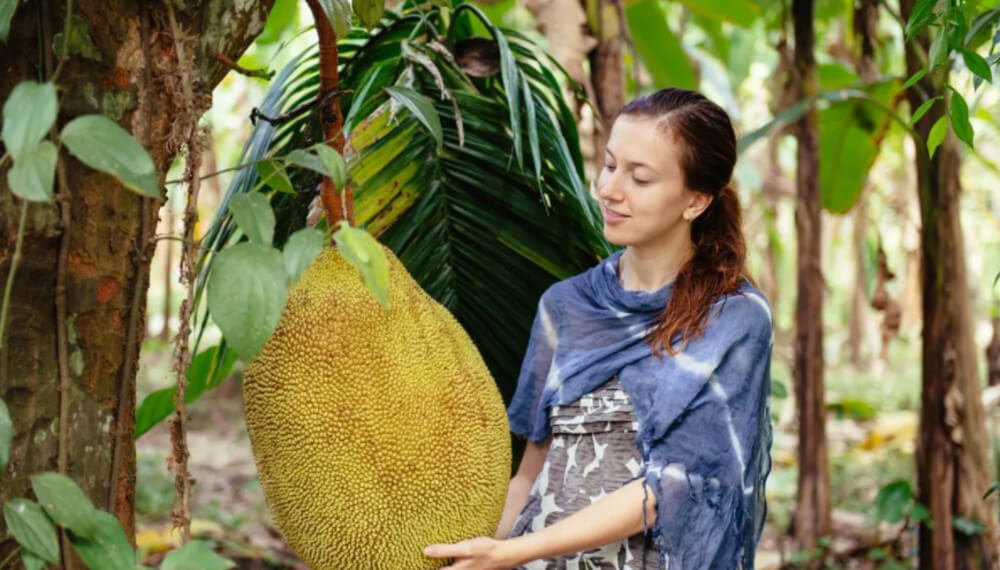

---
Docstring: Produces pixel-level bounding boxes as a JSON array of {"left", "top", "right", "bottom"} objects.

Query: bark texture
[
  {"left": 900, "top": 1, "right": 999, "bottom": 568},
  {"left": 791, "top": 0, "right": 832, "bottom": 560},
  {"left": 847, "top": 0, "right": 879, "bottom": 367},
  {"left": 587, "top": 0, "right": 624, "bottom": 174},
  {"left": 0, "top": 0, "right": 273, "bottom": 565}
]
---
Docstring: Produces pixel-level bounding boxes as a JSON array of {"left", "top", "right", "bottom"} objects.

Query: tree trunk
[
  {"left": 847, "top": 0, "right": 879, "bottom": 367},
  {"left": 588, "top": 0, "right": 624, "bottom": 175},
  {"left": 848, "top": 198, "right": 869, "bottom": 366},
  {"left": 987, "top": 315, "right": 1000, "bottom": 387},
  {"left": 0, "top": 0, "right": 273, "bottom": 565},
  {"left": 791, "top": 0, "right": 832, "bottom": 560},
  {"left": 900, "top": 1, "right": 1000, "bottom": 567}
]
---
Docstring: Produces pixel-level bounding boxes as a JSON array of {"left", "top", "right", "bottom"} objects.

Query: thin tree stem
[
  {"left": 0, "top": 201, "right": 29, "bottom": 353},
  {"left": 0, "top": 544, "right": 23, "bottom": 569},
  {"left": 51, "top": 0, "right": 72, "bottom": 82}
]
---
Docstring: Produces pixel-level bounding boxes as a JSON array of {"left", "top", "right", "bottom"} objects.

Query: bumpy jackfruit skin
[{"left": 243, "top": 244, "right": 512, "bottom": 569}]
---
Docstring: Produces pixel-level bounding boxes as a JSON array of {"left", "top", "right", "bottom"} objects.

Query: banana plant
[{"left": 136, "top": 1, "right": 612, "bottom": 437}]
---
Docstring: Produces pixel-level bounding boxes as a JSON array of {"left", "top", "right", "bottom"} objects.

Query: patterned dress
[{"left": 506, "top": 375, "right": 661, "bottom": 569}]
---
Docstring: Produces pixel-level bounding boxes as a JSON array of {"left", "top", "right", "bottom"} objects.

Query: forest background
[{"left": 1, "top": 0, "right": 1000, "bottom": 568}]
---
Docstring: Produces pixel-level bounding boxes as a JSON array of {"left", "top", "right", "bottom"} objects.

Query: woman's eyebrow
[{"left": 607, "top": 149, "right": 659, "bottom": 174}]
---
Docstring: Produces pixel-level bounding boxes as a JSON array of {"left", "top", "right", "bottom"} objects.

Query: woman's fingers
[{"left": 425, "top": 542, "right": 468, "bottom": 558}]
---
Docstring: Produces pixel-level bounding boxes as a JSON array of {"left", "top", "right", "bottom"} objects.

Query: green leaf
[
  {"left": 817, "top": 62, "right": 858, "bottom": 89},
  {"left": 965, "top": 9, "right": 1000, "bottom": 47},
  {"left": 333, "top": 221, "right": 391, "bottom": 310},
  {"left": 674, "top": 0, "right": 758, "bottom": 28},
  {"left": 927, "top": 115, "right": 947, "bottom": 158},
  {"left": 952, "top": 515, "right": 985, "bottom": 536},
  {"left": 207, "top": 242, "right": 288, "bottom": 360},
  {"left": 343, "top": 61, "right": 394, "bottom": 133},
  {"left": 929, "top": 27, "right": 949, "bottom": 69},
  {"left": 0, "top": 399, "right": 10, "bottom": 471},
  {"left": 319, "top": 0, "right": 352, "bottom": 37},
  {"left": 22, "top": 550, "right": 45, "bottom": 570},
  {"left": 874, "top": 480, "right": 912, "bottom": 524},
  {"left": 314, "top": 144, "right": 348, "bottom": 190},
  {"left": 827, "top": 397, "right": 878, "bottom": 421},
  {"left": 134, "top": 344, "right": 239, "bottom": 439},
  {"left": 1, "top": 81, "right": 58, "bottom": 161},
  {"left": 905, "top": 0, "right": 936, "bottom": 41},
  {"left": 353, "top": 0, "right": 385, "bottom": 30},
  {"left": 521, "top": 67, "right": 540, "bottom": 185},
  {"left": 960, "top": 48, "right": 993, "bottom": 82},
  {"left": 256, "top": 0, "right": 299, "bottom": 45},
  {"left": 0, "top": 0, "right": 21, "bottom": 43},
  {"left": 52, "top": 13, "right": 100, "bottom": 62},
  {"left": 60, "top": 115, "right": 158, "bottom": 198},
  {"left": 984, "top": 482, "right": 1000, "bottom": 499},
  {"left": 160, "top": 540, "right": 235, "bottom": 570},
  {"left": 818, "top": 79, "right": 900, "bottom": 213},
  {"left": 30, "top": 472, "right": 97, "bottom": 540},
  {"left": 3, "top": 499, "right": 59, "bottom": 563},
  {"left": 909, "top": 96, "right": 940, "bottom": 126},
  {"left": 496, "top": 29, "right": 523, "bottom": 168},
  {"left": 770, "top": 380, "right": 788, "bottom": 399},
  {"left": 228, "top": 192, "right": 275, "bottom": 246},
  {"left": 255, "top": 159, "right": 295, "bottom": 194},
  {"left": 625, "top": 0, "right": 697, "bottom": 90},
  {"left": 901, "top": 67, "right": 928, "bottom": 91},
  {"left": 384, "top": 86, "right": 442, "bottom": 150},
  {"left": 283, "top": 228, "right": 326, "bottom": 284},
  {"left": 8, "top": 140, "right": 57, "bottom": 202},
  {"left": 908, "top": 501, "right": 932, "bottom": 525},
  {"left": 948, "top": 89, "right": 974, "bottom": 148},
  {"left": 67, "top": 510, "right": 135, "bottom": 570},
  {"left": 285, "top": 149, "right": 328, "bottom": 177},
  {"left": 726, "top": 27, "right": 755, "bottom": 88}
]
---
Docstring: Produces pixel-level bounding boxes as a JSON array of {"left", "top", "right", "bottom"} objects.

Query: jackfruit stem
[{"left": 305, "top": 0, "right": 355, "bottom": 228}]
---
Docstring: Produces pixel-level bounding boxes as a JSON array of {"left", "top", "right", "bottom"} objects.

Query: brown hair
[{"left": 618, "top": 87, "right": 754, "bottom": 357}]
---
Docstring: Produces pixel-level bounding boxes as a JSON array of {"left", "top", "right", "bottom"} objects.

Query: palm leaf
[{"left": 137, "top": 1, "right": 609, "bottom": 436}]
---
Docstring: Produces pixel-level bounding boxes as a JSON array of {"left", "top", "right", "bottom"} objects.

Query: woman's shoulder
[{"left": 707, "top": 279, "right": 774, "bottom": 340}]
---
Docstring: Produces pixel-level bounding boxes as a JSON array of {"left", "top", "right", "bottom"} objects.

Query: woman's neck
[{"left": 618, "top": 238, "right": 694, "bottom": 292}]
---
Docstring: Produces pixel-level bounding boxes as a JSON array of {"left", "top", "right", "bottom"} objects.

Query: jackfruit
[{"left": 242, "top": 243, "right": 512, "bottom": 569}]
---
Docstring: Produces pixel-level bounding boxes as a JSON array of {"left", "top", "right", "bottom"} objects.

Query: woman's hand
[{"left": 423, "top": 536, "right": 515, "bottom": 570}]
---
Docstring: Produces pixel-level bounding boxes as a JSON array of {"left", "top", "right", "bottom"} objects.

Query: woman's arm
[
  {"left": 492, "top": 477, "right": 533, "bottom": 540},
  {"left": 493, "top": 435, "right": 553, "bottom": 540},
  {"left": 498, "top": 476, "right": 657, "bottom": 567}
]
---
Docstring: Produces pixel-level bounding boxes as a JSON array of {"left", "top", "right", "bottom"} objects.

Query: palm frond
[{"left": 138, "top": 1, "right": 611, "bottom": 436}]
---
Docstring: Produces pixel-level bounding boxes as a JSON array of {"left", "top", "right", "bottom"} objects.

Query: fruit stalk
[{"left": 305, "top": 0, "right": 354, "bottom": 226}]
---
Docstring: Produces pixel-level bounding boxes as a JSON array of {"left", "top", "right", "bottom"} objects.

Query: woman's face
[{"left": 596, "top": 114, "right": 711, "bottom": 247}]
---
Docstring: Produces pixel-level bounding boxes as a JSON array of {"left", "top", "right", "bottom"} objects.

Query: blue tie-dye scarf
[{"left": 506, "top": 248, "right": 774, "bottom": 569}]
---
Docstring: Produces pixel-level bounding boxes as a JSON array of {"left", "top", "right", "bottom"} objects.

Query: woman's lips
[{"left": 602, "top": 205, "right": 630, "bottom": 224}]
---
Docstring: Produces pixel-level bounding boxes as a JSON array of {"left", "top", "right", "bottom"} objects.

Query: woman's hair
[{"left": 617, "top": 87, "right": 754, "bottom": 357}]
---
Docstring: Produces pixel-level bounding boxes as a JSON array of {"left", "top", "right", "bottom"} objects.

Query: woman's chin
[{"left": 602, "top": 227, "right": 632, "bottom": 246}]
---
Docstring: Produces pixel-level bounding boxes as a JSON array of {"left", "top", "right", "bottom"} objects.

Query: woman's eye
[
  {"left": 605, "top": 164, "right": 616, "bottom": 172},
  {"left": 633, "top": 176, "right": 650, "bottom": 185}
]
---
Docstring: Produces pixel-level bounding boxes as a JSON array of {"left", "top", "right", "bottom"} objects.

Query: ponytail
[{"left": 647, "top": 182, "right": 751, "bottom": 357}]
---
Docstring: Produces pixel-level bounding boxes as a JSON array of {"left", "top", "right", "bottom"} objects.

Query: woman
[{"left": 425, "top": 87, "right": 774, "bottom": 570}]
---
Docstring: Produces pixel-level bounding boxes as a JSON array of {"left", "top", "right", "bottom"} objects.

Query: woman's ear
[{"left": 683, "top": 192, "right": 714, "bottom": 222}]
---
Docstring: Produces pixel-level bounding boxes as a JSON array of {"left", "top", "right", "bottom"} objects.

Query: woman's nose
[{"left": 597, "top": 171, "right": 625, "bottom": 201}]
